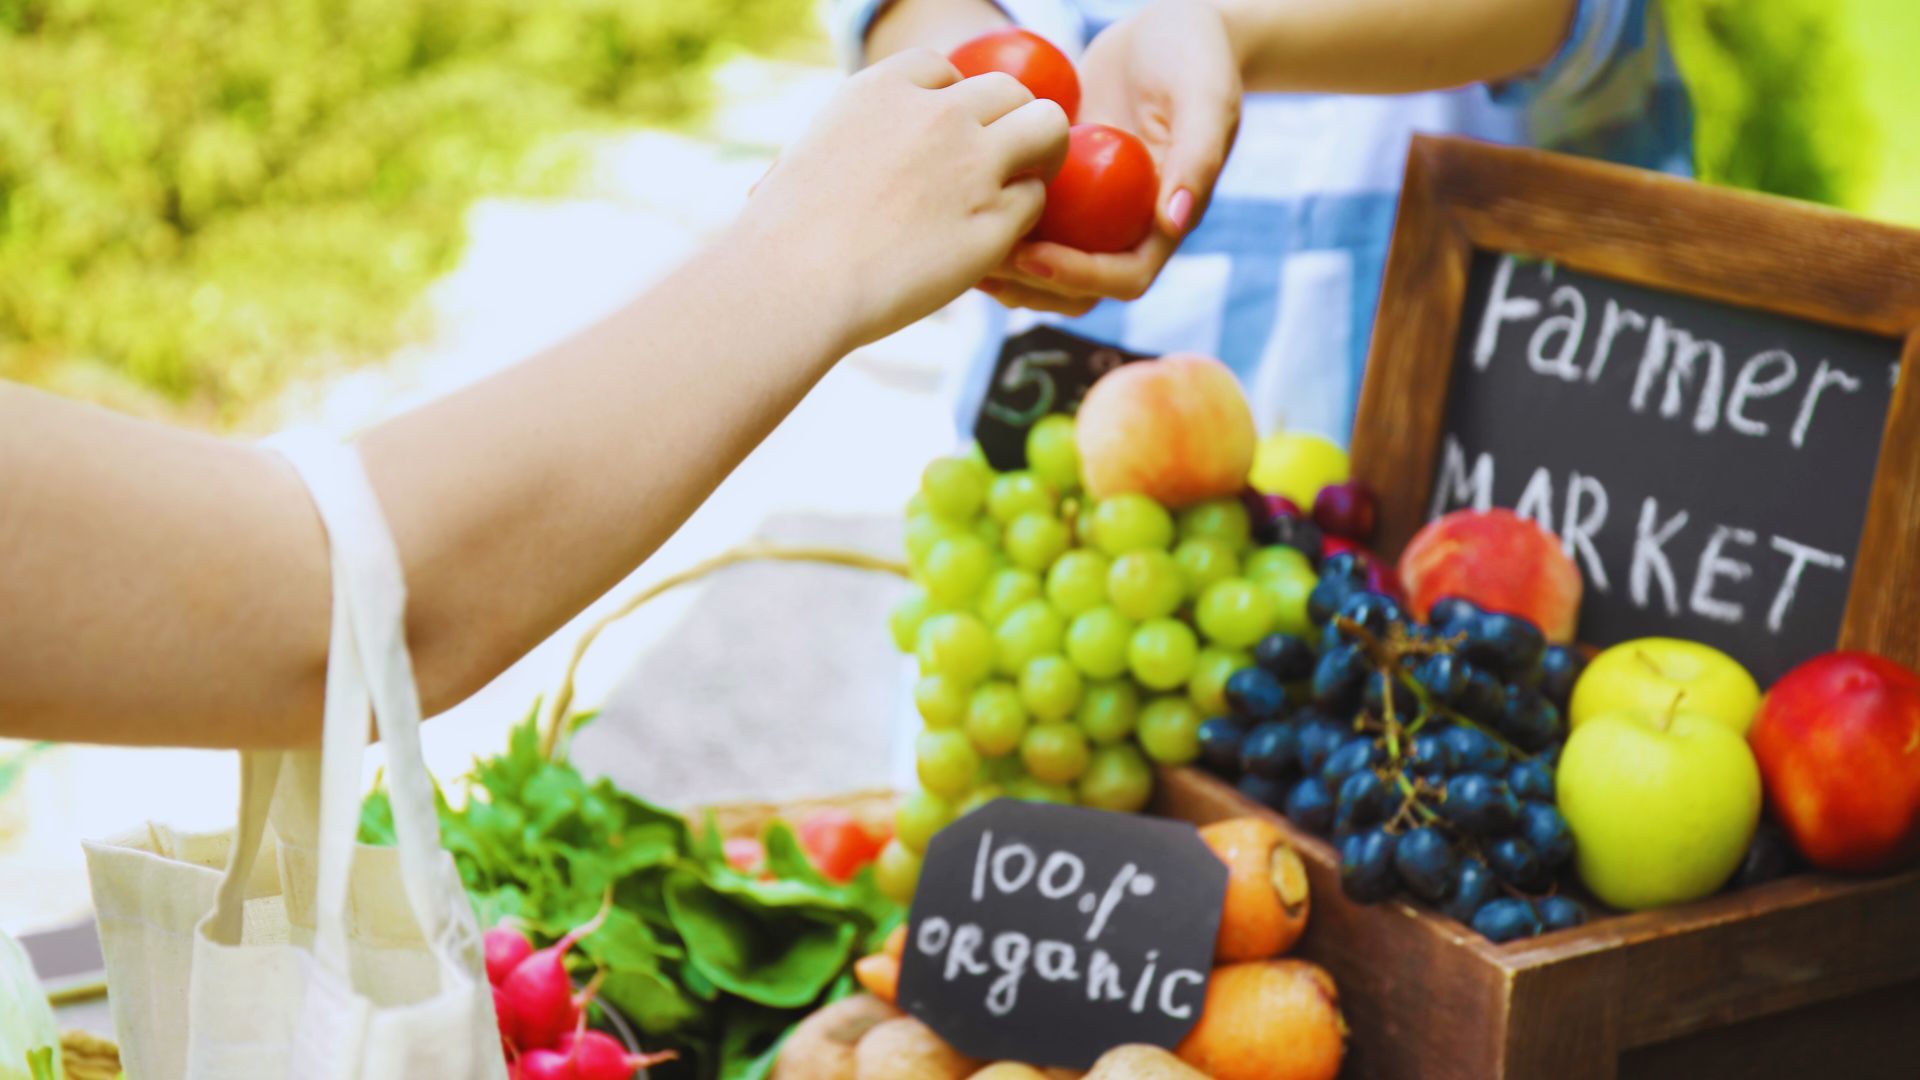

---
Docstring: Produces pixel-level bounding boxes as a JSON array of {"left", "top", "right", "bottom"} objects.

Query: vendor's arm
[
  {"left": 0, "top": 52, "right": 1067, "bottom": 750},
  {"left": 864, "top": 0, "right": 1010, "bottom": 61},
  {"left": 1210, "top": 0, "right": 1574, "bottom": 95}
]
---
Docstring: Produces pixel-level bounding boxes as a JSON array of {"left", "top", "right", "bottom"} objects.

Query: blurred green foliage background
[
  {"left": 0, "top": 0, "right": 816, "bottom": 423},
  {"left": 1, "top": 0, "right": 1917, "bottom": 424},
  {"left": 1666, "top": 0, "right": 1920, "bottom": 223}
]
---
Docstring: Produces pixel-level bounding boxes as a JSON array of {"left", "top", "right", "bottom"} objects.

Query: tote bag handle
[{"left": 205, "top": 428, "right": 476, "bottom": 979}]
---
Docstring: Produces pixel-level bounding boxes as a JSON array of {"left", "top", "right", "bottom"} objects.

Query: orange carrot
[{"left": 1199, "top": 818, "right": 1311, "bottom": 962}]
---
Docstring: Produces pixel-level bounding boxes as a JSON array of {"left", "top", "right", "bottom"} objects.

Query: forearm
[
  {"left": 865, "top": 0, "right": 1007, "bottom": 62},
  {"left": 363, "top": 221, "right": 850, "bottom": 726},
  {"left": 0, "top": 225, "right": 850, "bottom": 748},
  {"left": 1208, "top": 0, "right": 1576, "bottom": 95}
]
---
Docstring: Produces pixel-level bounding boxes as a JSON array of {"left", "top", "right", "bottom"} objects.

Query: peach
[
  {"left": 1398, "top": 508, "right": 1582, "bottom": 643},
  {"left": 1075, "top": 354, "right": 1256, "bottom": 509}
]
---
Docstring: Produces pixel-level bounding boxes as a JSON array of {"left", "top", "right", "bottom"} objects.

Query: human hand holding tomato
[
  {"left": 950, "top": 27, "right": 1082, "bottom": 120},
  {"left": 948, "top": 31, "right": 1159, "bottom": 255},
  {"left": 746, "top": 48, "right": 1067, "bottom": 349},
  {"left": 967, "top": 2, "right": 1245, "bottom": 315}
]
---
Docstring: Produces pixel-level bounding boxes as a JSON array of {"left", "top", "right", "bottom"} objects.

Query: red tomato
[
  {"left": 1033, "top": 124, "right": 1158, "bottom": 253},
  {"left": 949, "top": 28, "right": 1080, "bottom": 121},
  {"left": 797, "top": 809, "right": 882, "bottom": 883}
]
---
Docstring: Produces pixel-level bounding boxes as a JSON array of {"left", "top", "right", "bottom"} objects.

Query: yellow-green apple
[
  {"left": 1075, "top": 353, "right": 1256, "bottom": 508},
  {"left": 1249, "top": 431, "right": 1348, "bottom": 509},
  {"left": 1558, "top": 701, "right": 1762, "bottom": 909},
  {"left": 1749, "top": 652, "right": 1920, "bottom": 873},
  {"left": 1570, "top": 638, "right": 1761, "bottom": 736},
  {"left": 1397, "top": 508, "right": 1582, "bottom": 642}
]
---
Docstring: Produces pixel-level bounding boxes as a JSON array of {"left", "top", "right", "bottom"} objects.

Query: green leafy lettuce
[{"left": 361, "top": 705, "right": 900, "bottom": 1080}]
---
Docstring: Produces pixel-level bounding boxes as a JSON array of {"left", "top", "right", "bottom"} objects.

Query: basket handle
[{"left": 539, "top": 543, "right": 909, "bottom": 761}]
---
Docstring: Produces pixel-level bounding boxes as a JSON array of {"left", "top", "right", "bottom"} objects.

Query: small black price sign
[
  {"left": 972, "top": 326, "right": 1153, "bottom": 471},
  {"left": 898, "top": 800, "right": 1226, "bottom": 1070}
]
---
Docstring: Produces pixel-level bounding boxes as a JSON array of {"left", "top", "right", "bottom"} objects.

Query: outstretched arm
[
  {"left": 0, "top": 52, "right": 1068, "bottom": 749},
  {"left": 1211, "top": 0, "right": 1574, "bottom": 95},
  {"left": 865, "top": 0, "right": 1010, "bottom": 60}
]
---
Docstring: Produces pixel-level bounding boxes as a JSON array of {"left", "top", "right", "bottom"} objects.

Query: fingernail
[
  {"left": 1168, "top": 188, "right": 1195, "bottom": 234},
  {"left": 1017, "top": 258, "right": 1053, "bottom": 280}
]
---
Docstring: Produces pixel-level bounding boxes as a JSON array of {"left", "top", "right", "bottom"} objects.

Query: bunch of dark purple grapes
[{"left": 1196, "top": 552, "right": 1591, "bottom": 943}]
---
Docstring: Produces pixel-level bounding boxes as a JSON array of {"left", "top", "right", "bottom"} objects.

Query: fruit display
[
  {"left": 890, "top": 335, "right": 1920, "bottom": 982},
  {"left": 1195, "top": 529, "right": 1594, "bottom": 942},
  {"left": 887, "top": 381, "right": 1318, "bottom": 901},
  {"left": 946, "top": 30, "right": 1158, "bottom": 256},
  {"left": 783, "top": 817, "right": 1344, "bottom": 1080}
]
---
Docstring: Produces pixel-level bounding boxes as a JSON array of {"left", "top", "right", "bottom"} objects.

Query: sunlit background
[{"left": 3, "top": 0, "right": 1918, "bottom": 935}]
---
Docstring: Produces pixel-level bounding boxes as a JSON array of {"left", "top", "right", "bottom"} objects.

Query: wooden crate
[{"left": 1154, "top": 767, "right": 1920, "bottom": 1080}]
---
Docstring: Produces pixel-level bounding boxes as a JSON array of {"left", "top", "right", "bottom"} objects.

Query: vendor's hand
[
  {"left": 978, "top": 0, "right": 1242, "bottom": 315},
  {"left": 742, "top": 49, "right": 1069, "bottom": 350}
]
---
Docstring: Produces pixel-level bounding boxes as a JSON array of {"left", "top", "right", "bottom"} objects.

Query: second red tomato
[
  {"left": 1034, "top": 124, "right": 1159, "bottom": 254},
  {"left": 949, "top": 27, "right": 1080, "bottom": 120},
  {"left": 796, "top": 808, "right": 884, "bottom": 882}
]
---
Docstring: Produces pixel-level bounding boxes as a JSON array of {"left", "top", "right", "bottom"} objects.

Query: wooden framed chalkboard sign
[{"left": 1353, "top": 135, "right": 1920, "bottom": 683}]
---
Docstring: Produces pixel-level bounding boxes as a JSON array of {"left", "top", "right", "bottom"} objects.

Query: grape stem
[
  {"left": 1392, "top": 773, "right": 1441, "bottom": 828},
  {"left": 1433, "top": 703, "right": 1536, "bottom": 762}
]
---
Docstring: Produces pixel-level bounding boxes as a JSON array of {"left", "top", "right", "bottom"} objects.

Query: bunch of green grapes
[{"left": 873, "top": 415, "right": 1321, "bottom": 901}]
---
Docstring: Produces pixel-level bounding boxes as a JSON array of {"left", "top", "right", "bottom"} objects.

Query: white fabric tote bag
[{"left": 83, "top": 429, "right": 509, "bottom": 1080}]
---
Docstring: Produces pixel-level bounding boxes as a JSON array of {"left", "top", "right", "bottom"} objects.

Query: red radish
[
  {"left": 494, "top": 984, "right": 520, "bottom": 1057},
  {"left": 557, "top": 1030, "right": 679, "bottom": 1080},
  {"left": 498, "top": 897, "right": 612, "bottom": 1050},
  {"left": 515, "top": 1048, "right": 577, "bottom": 1080},
  {"left": 487, "top": 926, "right": 535, "bottom": 986}
]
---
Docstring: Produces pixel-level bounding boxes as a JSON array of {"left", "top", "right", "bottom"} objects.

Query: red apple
[
  {"left": 1075, "top": 353, "right": 1256, "bottom": 508},
  {"left": 1749, "top": 652, "right": 1920, "bottom": 873},
  {"left": 1398, "top": 508, "right": 1582, "bottom": 643},
  {"left": 1312, "top": 481, "right": 1377, "bottom": 543}
]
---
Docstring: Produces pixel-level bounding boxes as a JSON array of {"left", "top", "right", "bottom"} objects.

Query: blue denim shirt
[{"left": 832, "top": 0, "right": 1694, "bottom": 445}]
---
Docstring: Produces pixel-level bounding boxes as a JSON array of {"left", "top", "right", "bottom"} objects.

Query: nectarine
[
  {"left": 1398, "top": 509, "right": 1582, "bottom": 643},
  {"left": 1075, "top": 354, "right": 1255, "bottom": 509},
  {"left": 1750, "top": 652, "right": 1920, "bottom": 873}
]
